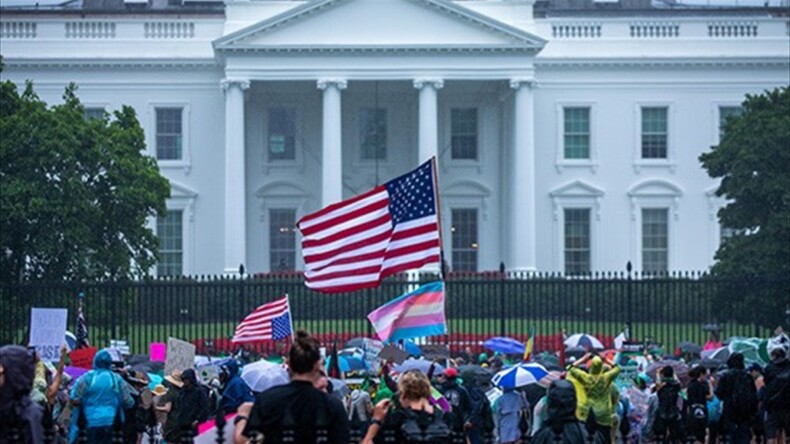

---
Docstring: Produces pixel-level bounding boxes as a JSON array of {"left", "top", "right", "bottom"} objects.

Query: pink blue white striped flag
[{"left": 367, "top": 281, "right": 446, "bottom": 343}]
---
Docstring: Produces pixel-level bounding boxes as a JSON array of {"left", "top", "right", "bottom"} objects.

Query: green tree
[
  {"left": 0, "top": 78, "right": 170, "bottom": 282},
  {"left": 699, "top": 87, "right": 790, "bottom": 327}
]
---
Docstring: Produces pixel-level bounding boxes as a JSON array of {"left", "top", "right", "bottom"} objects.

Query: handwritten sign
[
  {"left": 165, "top": 337, "right": 195, "bottom": 376},
  {"left": 29, "top": 308, "right": 68, "bottom": 362},
  {"left": 150, "top": 342, "right": 166, "bottom": 362},
  {"left": 70, "top": 347, "right": 98, "bottom": 369},
  {"left": 363, "top": 338, "right": 384, "bottom": 372},
  {"left": 379, "top": 344, "right": 409, "bottom": 365},
  {"left": 421, "top": 344, "right": 450, "bottom": 360}
]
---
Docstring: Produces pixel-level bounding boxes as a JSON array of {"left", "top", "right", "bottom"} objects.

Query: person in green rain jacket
[{"left": 567, "top": 353, "right": 620, "bottom": 442}]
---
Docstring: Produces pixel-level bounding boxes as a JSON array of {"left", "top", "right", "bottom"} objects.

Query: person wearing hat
[
  {"left": 171, "top": 369, "right": 209, "bottom": 442},
  {"left": 568, "top": 352, "right": 621, "bottom": 442},
  {"left": 156, "top": 370, "right": 183, "bottom": 442},
  {"left": 438, "top": 367, "right": 473, "bottom": 440}
]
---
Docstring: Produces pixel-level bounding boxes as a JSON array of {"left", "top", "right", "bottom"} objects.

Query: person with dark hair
[
  {"left": 764, "top": 334, "right": 790, "bottom": 444},
  {"left": 0, "top": 345, "right": 44, "bottom": 444},
  {"left": 531, "top": 379, "right": 603, "bottom": 444},
  {"left": 715, "top": 352, "right": 758, "bottom": 444},
  {"left": 653, "top": 365, "right": 683, "bottom": 443},
  {"left": 172, "top": 369, "right": 209, "bottom": 441},
  {"left": 685, "top": 365, "right": 713, "bottom": 444},
  {"left": 242, "top": 331, "right": 350, "bottom": 444},
  {"left": 438, "top": 367, "right": 473, "bottom": 441}
]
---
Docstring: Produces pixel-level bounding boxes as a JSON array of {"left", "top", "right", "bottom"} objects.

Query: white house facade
[{"left": 1, "top": 0, "right": 788, "bottom": 276}]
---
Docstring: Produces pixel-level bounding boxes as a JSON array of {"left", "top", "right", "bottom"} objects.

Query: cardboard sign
[
  {"left": 106, "top": 348, "right": 124, "bottom": 363},
  {"left": 29, "top": 308, "right": 68, "bottom": 361},
  {"left": 69, "top": 347, "right": 98, "bottom": 369},
  {"left": 150, "top": 342, "right": 166, "bottom": 362},
  {"left": 421, "top": 344, "right": 450, "bottom": 360},
  {"left": 362, "top": 338, "right": 384, "bottom": 373},
  {"left": 165, "top": 337, "right": 196, "bottom": 376},
  {"left": 110, "top": 340, "right": 130, "bottom": 356},
  {"left": 379, "top": 344, "right": 409, "bottom": 365}
]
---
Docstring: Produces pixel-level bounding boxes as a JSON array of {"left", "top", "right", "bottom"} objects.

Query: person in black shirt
[
  {"left": 686, "top": 365, "right": 713, "bottom": 444},
  {"left": 241, "top": 331, "right": 350, "bottom": 444}
]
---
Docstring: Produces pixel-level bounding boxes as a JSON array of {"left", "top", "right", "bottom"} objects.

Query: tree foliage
[
  {"left": 700, "top": 86, "right": 790, "bottom": 277},
  {"left": 0, "top": 77, "right": 170, "bottom": 282}
]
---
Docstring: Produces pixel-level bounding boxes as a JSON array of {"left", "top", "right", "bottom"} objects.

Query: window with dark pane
[
  {"left": 269, "top": 209, "right": 296, "bottom": 271},
  {"left": 563, "top": 107, "right": 590, "bottom": 159},
  {"left": 360, "top": 107, "right": 387, "bottom": 160},
  {"left": 83, "top": 107, "right": 104, "bottom": 121},
  {"left": 564, "top": 208, "right": 590, "bottom": 274},
  {"left": 156, "top": 210, "right": 183, "bottom": 276},
  {"left": 718, "top": 106, "right": 743, "bottom": 140},
  {"left": 451, "top": 108, "right": 478, "bottom": 160},
  {"left": 451, "top": 209, "right": 478, "bottom": 272},
  {"left": 642, "top": 208, "right": 668, "bottom": 274},
  {"left": 641, "top": 107, "right": 668, "bottom": 159},
  {"left": 156, "top": 107, "right": 182, "bottom": 160},
  {"left": 268, "top": 107, "right": 296, "bottom": 161}
]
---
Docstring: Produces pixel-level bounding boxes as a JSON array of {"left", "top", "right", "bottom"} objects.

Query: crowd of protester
[{"left": 1, "top": 329, "right": 788, "bottom": 444}]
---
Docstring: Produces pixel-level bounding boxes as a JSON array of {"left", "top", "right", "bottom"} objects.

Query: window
[
  {"left": 360, "top": 108, "right": 386, "bottom": 161},
  {"left": 718, "top": 106, "right": 743, "bottom": 139},
  {"left": 451, "top": 108, "right": 478, "bottom": 160},
  {"left": 563, "top": 107, "right": 590, "bottom": 159},
  {"left": 269, "top": 209, "right": 296, "bottom": 271},
  {"left": 84, "top": 107, "right": 104, "bottom": 121},
  {"left": 564, "top": 208, "right": 591, "bottom": 274},
  {"left": 642, "top": 208, "right": 668, "bottom": 274},
  {"left": 267, "top": 107, "right": 296, "bottom": 161},
  {"left": 451, "top": 209, "right": 478, "bottom": 272},
  {"left": 641, "top": 107, "right": 668, "bottom": 159},
  {"left": 157, "top": 210, "right": 183, "bottom": 276},
  {"left": 156, "top": 107, "right": 183, "bottom": 160}
]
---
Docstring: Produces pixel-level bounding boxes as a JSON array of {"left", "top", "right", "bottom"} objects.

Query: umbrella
[
  {"left": 393, "top": 358, "right": 443, "bottom": 375},
  {"left": 564, "top": 334, "right": 604, "bottom": 350},
  {"left": 128, "top": 354, "right": 150, "bottom": 366},
  {"left": 728, "top": 338, "right": 771, "bottom": 367},
  {"left": 678, "top": 341, "right": 702, "bottom": 355},
  {"left": 64, "top": 366, "right": 89, "bottom": 381},
  {"left": 241, "top": 360, "right": 289, "bottom": 393},
  {"left": 344, "top": 337, "right": 366, "bottom": 349},
  {"left": 457, "top": 364, "right": 493, "bottom": 383},
  {"left": 491, "top": 363, "right": 549, "bottom": 389},
  {"left": 484, "top": 337, "right": 525, "bottom": 355},
  {"left": 693, "top": 359, "right": 725, "bottom": 371},
  {"left": 64, "top": 331, "right": 77, "bottom": 351},
  {"left": 701, "top": 346, "right": 730, "bottom": 362},
  {"left": 401, "top": 340, "right": 421, "bottom": 357},
  {"left": 327, "top": 355, "right": 367, "bottom": 373},
  {"left": 131, "top": 361, "right": 164, "bottom": 374},
  {"left": 328, "top": 377, "right": 350, "bottom": 398},
  {"left": 646, "top": 360, "right": 690, "bottom": 386},
  {"left": 565, "top": 346, "right": 587, "bottom": 360}
]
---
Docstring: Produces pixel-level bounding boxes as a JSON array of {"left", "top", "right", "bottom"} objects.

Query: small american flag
[
  {"left": 232, "top": 295, "right": 293, "bottom": 343},
  {"left": 297, "top": 158, "right": 441, "bottom": 293},
  {"left": 76, "top": 295, "right": 90, "bottom": 349}
]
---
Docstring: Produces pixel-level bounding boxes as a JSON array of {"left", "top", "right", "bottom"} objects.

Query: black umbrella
[
  {"left": 678, "top": 341, "right": 702, "bottom": 355},
  {"left": 692, "top": 358, "right": 725, "bottom": 371},
  {"left": 458, "top": 364, "right": 493, "bottom": 383},
  {"left": 131, "top": 361, "right": 164, "bottom": 374},
  {"left": 565, "top": 346, "right": 587, "bottom": 360},
  {"left": 128, "top": 354, "right": 151, "bottom": 366}
]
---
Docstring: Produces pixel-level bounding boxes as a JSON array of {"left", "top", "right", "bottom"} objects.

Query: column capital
[
  {"left": 509, "top": 78, "right": 537, "bottom": 90},
  {"left": 221, "top": 78, "right": 251, "bottom": 92},
  {"left": 317, "top": 78, "right": 347, "bottom": 90},
  {"left": 413, "top": 78, "right": 444, "bottom": 90}
]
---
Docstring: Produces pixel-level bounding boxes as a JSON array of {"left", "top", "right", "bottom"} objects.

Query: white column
[
  {"left": 221, "top": 78, "right": 250, "bottom": 275},
  {"left": 317, "top": 79, "right": 347, "bottom": 207},
  {"left": 413, "top": 78, "right": 444, "bottom": 164},
  {"left": 510, "top": 79, "right": 537, "bottom": 272}
]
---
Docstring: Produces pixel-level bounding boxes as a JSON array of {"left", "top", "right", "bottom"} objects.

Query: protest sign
[
  {"left": 106, "top": 348, "right": 124, "bottom": 363},
  {"left": 110, "top": 340, "right": 130, "bottom": 356},
  {"left": 165, "top": 337, "right": 196, "bottom": 376},
  {"left": 421, "top": 344, "right": 450, "bottom": 360},
  {"left": 362, "top": 338, "right": 384, "bottom": 372},
  {"left": 150, "top": 342, "right": 166, "bottom": 362},
  {"left": 29, "top": 308, "right": 68, "bottom": 361},
  {"left": 379, "top": 344, "right": 409, "bottom": 365},
  {"left": 70, "top": 347, "right": 98, "bottom": 369}
]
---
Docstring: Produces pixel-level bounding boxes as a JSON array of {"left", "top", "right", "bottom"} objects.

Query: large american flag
[
  {"left": 297, "top": 159, "right": 441, "bottom": 293},
  {"left": 231, "top": 295, "right": 293, "bottom": 342}
]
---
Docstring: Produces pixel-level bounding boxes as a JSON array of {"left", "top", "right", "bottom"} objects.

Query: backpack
[
  {"left": 728, "top": 370, "right": 758, "bottom": 423},
  {"left": 764, "top": 365, "right": 790, "bottom": 410},
  {"left": 398, "top": 408, "right": 452, "bottom": 444},
  {"left": 707, "top": 396, "right": 722, "bottom": 423}
]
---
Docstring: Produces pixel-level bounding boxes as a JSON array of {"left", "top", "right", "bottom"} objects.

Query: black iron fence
[{"left": 2, "top": 269, "right": 788, "bottom": 354}]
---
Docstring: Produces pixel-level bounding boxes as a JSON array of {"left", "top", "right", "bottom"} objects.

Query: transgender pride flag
[{"left": 367, "top": 281, "right": 446, "bottom": 343}]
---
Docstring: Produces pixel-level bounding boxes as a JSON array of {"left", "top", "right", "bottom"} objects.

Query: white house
[{"left": 1, "top": 0, "right": 788, "bottom": 276}]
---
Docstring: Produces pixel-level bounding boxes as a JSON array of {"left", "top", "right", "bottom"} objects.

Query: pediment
[
  {"left": 549, "top": 180, "right": 605, "bottom": 198},
  {"left": 169, "top": 181, "right": 198, "bottom": 199},
  {"left": 255, "top": 180, "right": 309, "bottom": 198},
  {"left": 628, "top": 179, "right": 683, "bottom": 197},
  {"left": 215, "top": 0, "right": 545, "bottom": 52},
  {"left": 444, "top": 179, "right": 492, "bottom": 197}
]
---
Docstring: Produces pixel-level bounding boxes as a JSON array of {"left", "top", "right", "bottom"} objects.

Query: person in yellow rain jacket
[{"left": 567, "top": 352, "right": 621, "bottom": 443}]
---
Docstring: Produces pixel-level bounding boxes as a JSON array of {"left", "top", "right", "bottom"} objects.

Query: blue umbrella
[
  {"left": 401, "top": 340, "right": 421, "bottom": 357},
  {"left": 64, "top": 331, "right": 77, "bottom": 350},
  {"left": 393, "top": 358, "right": 444, "bottom": 375},
  {"left": 327, "top": 355, "right": 366, "bottom": 373},
  {"left": 484, "top": 337, "right": 526, "bottom": 355},
  {"left": 491, "top": 363, "right": 549, "bottom": 388}
]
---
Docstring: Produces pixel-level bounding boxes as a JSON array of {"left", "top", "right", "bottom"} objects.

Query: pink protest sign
[{"left": 150, "top": 342, "right": 166, "bottom": 362}]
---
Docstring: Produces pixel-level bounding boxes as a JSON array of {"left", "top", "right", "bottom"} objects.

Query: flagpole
[
  {"left": 286, "top": 293, "right": 295, "bottom": 342},
  {"left": 430, "top": 156, "right": 446, "bottom": 281}
]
